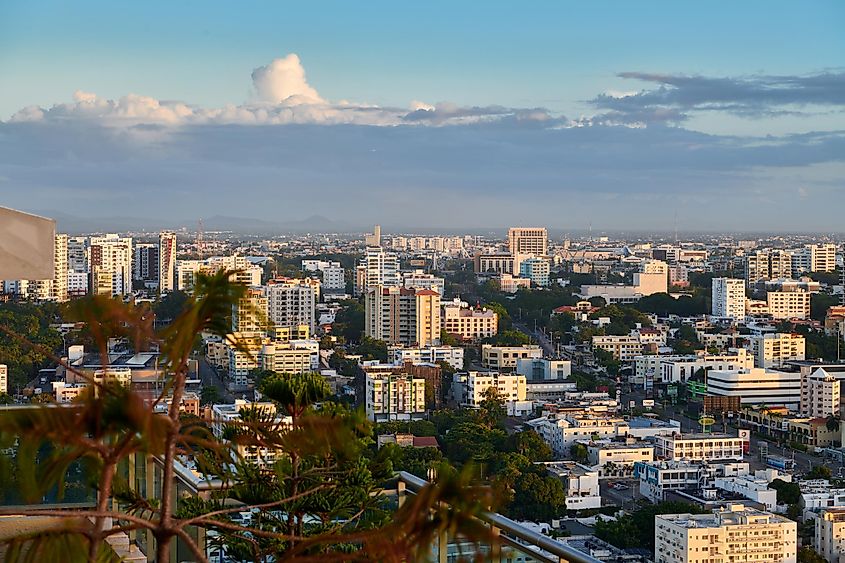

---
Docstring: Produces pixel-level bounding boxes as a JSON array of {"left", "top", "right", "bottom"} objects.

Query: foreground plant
[{"left": 0, "top": 271, "right": 497, "bottom": 562}]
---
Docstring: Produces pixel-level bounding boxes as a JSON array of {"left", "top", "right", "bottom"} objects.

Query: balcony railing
[{"left": 394, "top": 471, "right": 604, "bottom": 563}]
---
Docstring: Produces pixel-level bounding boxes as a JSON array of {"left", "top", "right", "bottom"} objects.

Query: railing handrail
[{"left": 395, "top": 471, "right": 605, "bottom": 563}]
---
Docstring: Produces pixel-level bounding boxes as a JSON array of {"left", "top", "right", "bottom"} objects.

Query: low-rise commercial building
[
  {"left": 441, "top": 298, "right": 498, "bottom": 342},
  {"left": 527, "top": 414, "right": 630, "bottom": 456},
  {"left": 654, "top": 433, "right": 745, "bottom": 462},
  {"left": 391, "top": 345, "right": 464, "bottom": 370},
  {"left": 541, "top": 461, "right": 602, "bottom": 510},
  {"left": 581, "top": 440, "right": 655, "bottom": 478},
  {"left": 706, "top": 367, "right": 801, "bottom": 410},
  {"left": 515, "top": 357, "right": 572, "bottom": 381},
  {"left": 480, "top": 344, "right": 542, "bottom": 371},
  {"left": 591, "top": 335, "right": 643, "bottom": 362},
  {"left": 634, "top": 460, "right": 750, "bottom": 503},
  {"left": 499, "top": 273, "right": 531, "bottom": 293}
]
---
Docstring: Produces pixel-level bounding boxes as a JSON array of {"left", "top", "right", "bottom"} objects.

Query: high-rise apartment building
[
  {"left": 508, "top": 227, "right": 548, "bottom": 257},
  {"left": 711, "top": 278, "right": 746, "bottom": 320},
  {"left": 402, "top": 270, "right": 445, "bottom": 295},
  {"left": 365, "top": 373, "right": 426, "bottom": 422},
  {"left": 519, "top": 257, "right": 550, "bottom": 287},
  {"left": 133, "top": 243, "right": 158, "bottom": 283},
  {"left": 67, "top": 236, "right": 88, "bottom": 273},
  {"left": 655, "top": 504, "right": 797, "bottom": 563},
  {"left": 816, "top": 509, "right": 845, "bottom": 562},
  {"left": 232, "top": 286, "right": 269, "bottom": 335},
  {"left": 0, "top": 364, "right": 8, "bottom": 394},
  {"left": 158, "top": 231, "right": 176, "bottom": 292},
  {"left": 89, "top": 234, "right": 133, "bottom": 296},
  {"left": 791, "top": 243, "right": 837, "bottom": 275},
  {"left": 766, "top": 288, "right": 810, "bottom": 319},
  {"left": 176, "top": 256, "right": 262, "bottom": 292},
  {"left": 508, "top": 227, "right": 548, "bottom": 272},
  {"left": 748, "top": 333, "right": 805, "bottom": 368},
  {"left": 359, "top": 246, "right": 400, "bottom": 294},
  {"left": 265, "top": 277, "right": 317, "bottom": 335},
  {"left": 364, "top": 224, "right": 382, "bottom": 247},
  {"left": 800, "top": 368, "right": 841, "bottom": 418},
  {"left": 745, "top": 249, "right": 793, "bottom": 286},
  {"left": 365, "top": 286, "right": 441, "bottom": 347}
]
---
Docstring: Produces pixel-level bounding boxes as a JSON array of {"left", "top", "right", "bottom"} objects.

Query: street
[{"left": 197, "top": 356, "right": 235, "bottom": 403}]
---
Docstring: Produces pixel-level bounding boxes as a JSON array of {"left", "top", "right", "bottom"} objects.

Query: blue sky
[{"left": 1, "top": 1, "right": 844, "bottom": 231}]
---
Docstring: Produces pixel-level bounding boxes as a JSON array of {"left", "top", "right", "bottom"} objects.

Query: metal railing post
[
  {"left": 438, "top": 529, "right": 448, "bottom": 563},
  {"left": 397, "top": 479, "right": 406, "bottom": 509},
  {"left": 490, "top": 525, "right": 502, "bottom": 563}
]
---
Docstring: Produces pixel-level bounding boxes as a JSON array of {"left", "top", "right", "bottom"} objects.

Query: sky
[{"left": 1, "top": 0, "right": 844, "bottom": 232}]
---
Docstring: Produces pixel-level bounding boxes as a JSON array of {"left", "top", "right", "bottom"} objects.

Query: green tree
[
  {"left": 570, "top": 443, "right": 588, "bottom": 463},
  {"left": 199, "top": 386, "right": 221, "bottom": 405},
  {"left": 507, "top": 430, "right": 552, "bottom": 462},
  {"left": 485, "top": 329, "right": 530, "bottom": 347},
  {"left": 355, "top": 335, "right": 388, "bottom": 361},
  {"left": 333, "top": 299, "right": 365, "bottom": 342},
  {"left": 479, "top": 387, "right": 507, "bottom": 428},
  {"left": 0, "top": 272, "right": 497, "bottom": 562},
  {"left": 483, "top": 302, "right": 512, "bottom": 330},
  {"left": 508, "top": 469, "right": 566, "bottom": 521},
  {"left": 806, "top": 465, "right": 833, "bottom": 480},
  {"left": 595, "top": 501, "right": 706, "bottom": 550},
  {"left": 769, "top": 479, "right": 801, "bottom": 504},
  {"left": 440, "top": 329, "right": 459, "bottom": 346},
  {"left": 798, "top": 547, "right": 827, "bottom": 563}
]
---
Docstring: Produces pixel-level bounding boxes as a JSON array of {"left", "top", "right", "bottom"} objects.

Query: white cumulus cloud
[
  {"left": 250, "top": 54, "right": 324, "bottom": 104},
  {"left": 5, "top": 53, "right": 568, "bottom": 129}
]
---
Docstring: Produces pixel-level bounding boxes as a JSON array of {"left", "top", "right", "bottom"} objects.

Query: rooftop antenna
[{"left": 197, "top": 218, "right": 205, "bottom": 259}]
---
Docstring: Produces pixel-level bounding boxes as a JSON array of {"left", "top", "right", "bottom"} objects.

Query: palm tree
[{"left": 0, "top": 271, "right": 496, "bottom": 562}]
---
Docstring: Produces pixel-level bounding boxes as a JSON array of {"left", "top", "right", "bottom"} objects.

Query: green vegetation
[
  {"left": 806, "top": 465, "right": 833, "bottom": 480},
  {"left": 635, "top": 292, "right": 707, "bottom": 317},
  {"left": 484, "top": 329, "right": 531, "bottom": 346},
  {"left": 769, "top": 478, "right": 800, "bottom": 505},
  {"left": 798, "top": 546, "right": 827, "bottom": 563},
  {"left": 595, "top": 501, "right": 707, "bottom": 551},
  {"left": 811, "top": 292, "right": 841, "bottom": 322},
  {"left": 0, "top": 302, "right": 63, "bottom": 392},
  {"left": 332, "top": 298, "right": 365, "bottom": 343},
  {"left": 0, "top": 272, "right": 495, "bottom": 561}
]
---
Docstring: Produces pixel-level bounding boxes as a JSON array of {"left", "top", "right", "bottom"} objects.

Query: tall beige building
[
  {"left": 816, "top": 509, "right": 845, "bottom": 562},
  {"left": 800, "top": 368, "right": 841, "bottom": 418},
  {"left": 265, "top": 277, "right": 317, "bottom": 335},
  {"left": 365, "top": 286, "right": 441, "bottom": 347},
  {"left": 655, "top": 504, "right": 797, "bottom": 563},
  {"left": 745, "top": 249, "right": 793, "bottom": 286},
  {"left": 766, "top": 288, "right": 810, "bottom": 319},
  {"left": 508, "top": 227, "right": 548, "bottom": 272},
  {"left": 232, "top": 286, "right": 269, "bottom": 335},
  {"left": 90, "top": 234, "right": 133, "bottom": 295},
  {"left": 158, "top": 231, "right": 177, "bottom": 293}
]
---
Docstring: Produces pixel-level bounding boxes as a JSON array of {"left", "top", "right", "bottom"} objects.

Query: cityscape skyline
[{"left": 2, "top": 2, "right": 845, "bottom": 231}]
